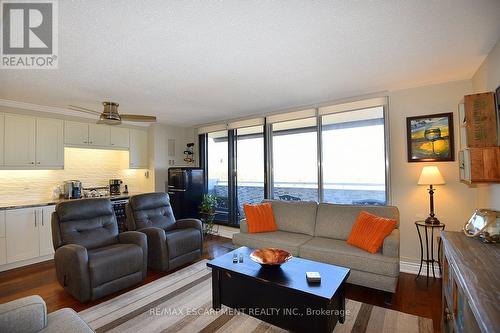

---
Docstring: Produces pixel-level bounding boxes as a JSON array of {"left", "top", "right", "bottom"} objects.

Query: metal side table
[{"left": 415, "top": 221, "right": 445, "bottom": 285}]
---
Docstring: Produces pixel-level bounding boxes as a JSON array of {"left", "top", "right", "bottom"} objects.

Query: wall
[
  {"left": 471, "top": 38, "right": 500, "bottom": 210},
  {"left": 389, "top": 80, "right": 476, "bottom": 264},
  {"left": 0, "top": 147, "right": 151, "bottom": 205},
  {"left": 149, "top": 124, "right": 197, "bottom": 192}
]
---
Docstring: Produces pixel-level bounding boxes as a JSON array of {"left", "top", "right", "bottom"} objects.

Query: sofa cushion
[
  {"left": 315, "top": 203, "right": 399, "bottom": 240},
  {"left": 165, "top": 228, "right": 202, "bottom": 259},
  {"left": 232, "top": 231, "right": 312, "bottom": 256},
  {"left": 347, "top": 211, "right": 397, "bottom": 254},
  {"left": 243, "top": 203, "right": 277, "bottom": 233},
  {"left": 88, "top": 244, "right": 143, "bottom": 287},
  {"left": 43, "top": 308, "right": 93, "bottom": 333},
  {"left": 299, "top": 237, "right": 399, "bottom": 277},
  {"left": 263, "top": 200, "right": 318, "bottom": 236}
]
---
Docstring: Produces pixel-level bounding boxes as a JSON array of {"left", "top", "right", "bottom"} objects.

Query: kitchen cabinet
[
  {"left": 459, "top": 147, "right": 500, "bottom": 183},
  {"left": 129, "top": 128, "right": 148, "bottom": 168},
  {"left": 5, "top": 206, "right": 55, "bottom": 264},
  {"left": 0, "top": 113, "right": 4, "bottom": 166},
  {"left": 39, "top": 206, "right": 55, "bottom": 256},
  {"left": 64, "top": 121, "right": 89, "bottom": 145},
  {"left": 110, "top": 126, "right": 130, "bottom": 148},
  {"left": 36, "top": 117, "right": 64, "bottom": 168},
  {"left": 4, "top": 114, "right": 36, "bottom": 167},
  {"left": 6, "top": 208, "right": 39, "bottom": 263},
  {"left": 0, "top": 211, "right": 5, "bottom": 265},
  {"left": 89, "top": 124, "right": 110, "bottom": 146}
]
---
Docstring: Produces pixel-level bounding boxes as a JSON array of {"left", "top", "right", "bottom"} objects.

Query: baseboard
[
  {"left": 400, "top": 259, "right": 441, "bottom": 278},
  {"left": 0, "top": 254, "right": 54, "bottom": 272}
]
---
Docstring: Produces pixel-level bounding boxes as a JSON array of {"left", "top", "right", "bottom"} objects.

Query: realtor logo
[{"left": 1, "top": 0, "right": 58, "bottom": 69}]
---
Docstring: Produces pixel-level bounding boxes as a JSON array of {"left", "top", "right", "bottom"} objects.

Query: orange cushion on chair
[
  {"left": 347, "top": 211, "right": 397, "bottom": 254},
  {"left": 243, "top": 203, "right": 278, "bottom": 233}
]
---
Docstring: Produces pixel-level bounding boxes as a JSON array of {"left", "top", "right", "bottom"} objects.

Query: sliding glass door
[
  {"left": 321, "top": 106, "right": 387, "bottom": 204},
  {"left": 270, "top": 117, "right": 318, "bottom": 201},
  {"left": 207, "top": 131, "right": 230, "bottom": 224}
]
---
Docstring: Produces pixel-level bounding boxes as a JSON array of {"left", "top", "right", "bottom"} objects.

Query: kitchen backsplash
[{"left": 0, "top": 147, "right": 153, "bottom": 204}]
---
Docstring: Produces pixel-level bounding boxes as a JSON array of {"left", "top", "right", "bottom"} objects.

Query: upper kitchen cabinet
[
  {"left": 0, "top": 113, "right": 4, "bottom": 166},
  {"left": 129, "top": 128, "right": 148, "bottom": 168},
  {"left": 110, "top": 126, "right": 130, "bottom": 148},
  {"left": 88, "top": 124, "right": 110, "bottom": 146},
  {"left": 65, "top": 121, "right": 89, "bottom": 146},
  {"left": 4, "top": 114, "right": 36, "bottom": 167},
  {"left": 35, "top": 118, "right": 64, "bottom": 168}
]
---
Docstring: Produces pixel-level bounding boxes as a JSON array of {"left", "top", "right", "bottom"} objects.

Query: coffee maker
[
  {"left": 109, "top": 179, "right": 123, "bottom": 195},
  {"left": 64, "top": 180, "right": 82, "bottom": 199}
]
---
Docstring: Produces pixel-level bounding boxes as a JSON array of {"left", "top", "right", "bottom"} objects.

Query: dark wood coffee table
[{"left": 207, "top": 246, "right": 350, "bottom": 333}]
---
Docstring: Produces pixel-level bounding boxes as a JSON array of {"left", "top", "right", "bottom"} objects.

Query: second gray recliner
[{"left": 126, "top": 192, "right": 203, "bottom": 271}]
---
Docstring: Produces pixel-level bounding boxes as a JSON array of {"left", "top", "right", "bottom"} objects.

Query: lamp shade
[{"left": 418, "top": 166, "right": 445, "bottom": 185}]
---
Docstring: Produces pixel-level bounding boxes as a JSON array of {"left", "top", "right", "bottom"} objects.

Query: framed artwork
[{"left": 406, "top": 112, "right": 455, "bottom": 162}]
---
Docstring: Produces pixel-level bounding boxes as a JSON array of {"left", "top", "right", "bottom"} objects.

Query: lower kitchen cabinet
[
  {"left": 4, "top": 206, "right": 55, "bottom": 265},
  {"left": 0, "top": 211, "right": 6, "bottom": 265}
]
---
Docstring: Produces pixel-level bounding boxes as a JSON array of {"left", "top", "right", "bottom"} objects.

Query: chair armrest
[
  {"left": 0, "top": 295, "right": 47, "bottom": 333},
  {"left": 54, "top": 244, "right": 92, "bottom": 303},
  {"left": 176, "top": 218, "right": 202, "bottom": 231},
  {"left": 239, "top": 219, "right": 248, "bottom": 233},
  {"left": 382, "top": 228, "right": 400, "bottom": 258},
  {"left": 137, "top": 227, "right": 168, "bottom": 271},
  {"left": 119, "top": 231, "right": 148, "bottom": 278}
]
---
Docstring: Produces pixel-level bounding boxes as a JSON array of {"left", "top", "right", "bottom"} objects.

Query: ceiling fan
[{"left": 68, "top": 102, "right": 157, "bottom": 125}]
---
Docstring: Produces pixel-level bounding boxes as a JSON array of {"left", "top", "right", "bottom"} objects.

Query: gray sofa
[
  {"left": 233, "top": 200, "right": 400, "bottom": 294},
  {"left": 126, "top": 192, "right": 203, "bottom": 272},
  {"left": 52, "top": 199, "right": 148, "bottom": 303},
  {"left": 0, "top": 295, "right": 93, "bottom": 333}
]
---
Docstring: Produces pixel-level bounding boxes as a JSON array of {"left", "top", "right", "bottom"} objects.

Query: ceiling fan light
[{"left": 98, "top": 114, "right": 121, "bottom": 125}]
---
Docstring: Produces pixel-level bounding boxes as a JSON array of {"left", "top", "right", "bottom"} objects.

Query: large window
[
  {"left": 271, "top": 118, "right": 318, "bottom": 201},
  {"left": 321, "top": 107, "right": 387, "bottom": 204},
  {"left": 207, "top": 130, "right": 229, "bottom": 223}
]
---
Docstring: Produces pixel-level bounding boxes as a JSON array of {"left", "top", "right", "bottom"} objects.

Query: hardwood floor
[{"left": 0, "top": 235, "right": 442, "bottom": 332}]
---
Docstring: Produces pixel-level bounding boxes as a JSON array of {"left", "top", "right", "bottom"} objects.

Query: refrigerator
[{"left": 167, "top": 167, "right": 204, "bottom": 219}]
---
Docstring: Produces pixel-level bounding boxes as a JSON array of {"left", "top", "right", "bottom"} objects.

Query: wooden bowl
[{"left": 250, "top": 248, "right": 292, "bottom": 267}]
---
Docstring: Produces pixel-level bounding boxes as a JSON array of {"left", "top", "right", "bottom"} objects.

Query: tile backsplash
[{"left": 0, "top": 147, "right": 153, "bottom": 204}]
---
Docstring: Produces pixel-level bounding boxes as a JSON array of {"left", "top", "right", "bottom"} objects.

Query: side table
[{"left": 415, "top": 221, "right": 445, "bottom": 285}]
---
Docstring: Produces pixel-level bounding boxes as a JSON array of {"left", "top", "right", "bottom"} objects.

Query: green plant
[{"left": 200, "top": 194, "right": 217, "bottom": 235}]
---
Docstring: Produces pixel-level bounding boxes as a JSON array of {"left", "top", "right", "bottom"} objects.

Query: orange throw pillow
[
  {"left": 243, "top": 203, "right": 278, "bottom": 233},
  {"left": 347, "top": 211, "right": 397, "bottom": 254}
]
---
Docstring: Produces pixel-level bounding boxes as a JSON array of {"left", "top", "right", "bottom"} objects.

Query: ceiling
[{"left": 1, "top": 0, "right": 499, "bottom": 127}]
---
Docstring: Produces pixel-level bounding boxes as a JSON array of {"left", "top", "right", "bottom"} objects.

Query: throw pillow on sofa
[
  {"left": 243, "top": 202, "right": 278, "bottom": 233},
  {"left": 347, "top": 211, "right": 397, "bottom": 254}
]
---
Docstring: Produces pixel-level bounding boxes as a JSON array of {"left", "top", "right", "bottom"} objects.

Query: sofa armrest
[
  {"left": 54, "top": 244, "right": 92, "bottom": 303},
  {"left": 383, "top": 228, "right": 400, "bottom": 258},
  {"left": 176, "top": 218, "right": 202, "bottom": 231},
  {"left": 0, "top": 295, "right": 47, "bottom": 333},
  {"left": 239, "top": 219, "right": 248, "bottom": 233},
  {"left": 119, "top": 231, "right": 148, "bottom": 278},
  {"left": 138, "top": 227, "right": 168, "bottom": 271}
]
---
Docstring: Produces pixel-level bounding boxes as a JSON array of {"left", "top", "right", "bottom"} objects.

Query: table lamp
[{"left": 418, "top": 166, "right": 445, "bottom": 224}]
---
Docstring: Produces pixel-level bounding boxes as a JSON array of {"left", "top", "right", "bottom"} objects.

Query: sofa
[
  {"left": 232, "top": 200, "right": 400, "bottom": 294},
  {"left": 0, "top": 295, "right": 93, "bottom": 333},
  {"left": 52, "top": 199, "right": 148, "bottom": 303},
  {"left": 126, "top": 192, "right": 203, "bottom": 272}
]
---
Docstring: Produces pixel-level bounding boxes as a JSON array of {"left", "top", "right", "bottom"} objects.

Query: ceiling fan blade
[
  {"left": 68, "top": 105, "right": 101, "bottom": 115},
  {"left": 120, "top": 114, "right": 157, "bottom": 122}
]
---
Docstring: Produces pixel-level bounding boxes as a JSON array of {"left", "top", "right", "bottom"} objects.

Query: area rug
[{"left": 79, "top": 260, "right": 433, "bottom": 333}]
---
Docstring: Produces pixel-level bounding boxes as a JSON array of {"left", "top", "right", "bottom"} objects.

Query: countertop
[{"left": 0, "top": 192, "right": 145, "bottom": 211}]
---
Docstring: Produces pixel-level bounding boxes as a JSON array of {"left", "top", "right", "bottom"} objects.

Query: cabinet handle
[
  {"left": 36, "top": 162, "right": 40, "bottom": 164},
  {"left": 30, "top": 162, "right": 35, "bottom": 164},
  {"left": 89, "top": 141, "right": 93, "bottom": 144},
  {"left": 34, "top": 210, "right": 37, "bottom": 227},
  {"left": 83, "top": 141, "right": 88, "bottom": 144}
]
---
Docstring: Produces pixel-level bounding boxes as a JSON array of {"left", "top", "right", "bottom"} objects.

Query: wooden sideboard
[{"left": 441, "top": 231, "right": 500, "bottom": 333}]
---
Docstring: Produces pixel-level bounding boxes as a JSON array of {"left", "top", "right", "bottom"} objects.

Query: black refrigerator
[{"left": 167, "top": 167, "right": 204, "bottom": 219}]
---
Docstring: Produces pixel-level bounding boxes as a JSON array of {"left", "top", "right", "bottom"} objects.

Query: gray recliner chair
[
  {"left": 52, "top": 198, "right": 147, "bottom": 303},
  {"left": 126, "top": 192, "right": 203, "bottom": 272}
]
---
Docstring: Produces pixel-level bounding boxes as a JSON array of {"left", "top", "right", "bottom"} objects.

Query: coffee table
[{"left": 207, "top": 246, "right": 350, "bottom": 333}]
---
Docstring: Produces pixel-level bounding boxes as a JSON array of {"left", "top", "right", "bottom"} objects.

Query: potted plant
[{"left": 200, "top": 194, "right": 217, "bottom": 235}]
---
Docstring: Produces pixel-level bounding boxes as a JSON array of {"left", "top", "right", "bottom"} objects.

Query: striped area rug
[{"left": 79, "top": 260, "right": 433, "bottom": 333}]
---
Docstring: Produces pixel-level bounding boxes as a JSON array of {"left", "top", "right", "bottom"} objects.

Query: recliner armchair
[
  {"left": 126, "top": 192, "right": 203, "bottom": 271},
  {"left": 52, "top": 198, "right": 147, "bottom": 303}
]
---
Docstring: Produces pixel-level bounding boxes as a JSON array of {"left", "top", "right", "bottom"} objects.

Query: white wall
[
  {"left": 389, "top": 80, "right": 476, "bottom": 263},
  {"left": 149, "top": 124, "right": 197, "bottom": 192},
  {"left": 471, "top": 38, "right": 500, "bottom": 210}
]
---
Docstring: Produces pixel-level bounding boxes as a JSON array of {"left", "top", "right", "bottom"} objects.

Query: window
[
  {"left": 321, "top": 107, "right": 387, "bottom": 204},
  {"left": 207, "top": 130, "right": 229, "bottom": 223},
  {"left": 271, "top": 117, "right": 318, "bottom": 201}
]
